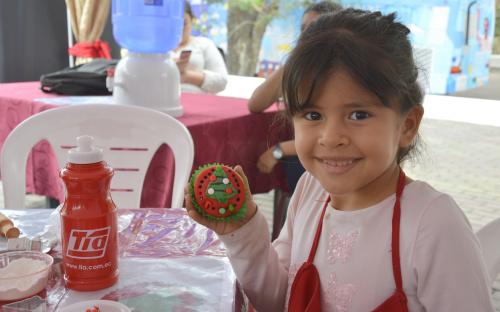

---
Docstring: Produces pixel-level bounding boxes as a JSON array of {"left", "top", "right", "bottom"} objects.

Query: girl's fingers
[
  {"left": 234, "top": 165, "right": 252, "bottom": 195},
  {"left": 187, "top": 208, "right": 209, "bottom": 226},
  {"left": 184, "top": 192, "right": 193, "bottom": 213}
]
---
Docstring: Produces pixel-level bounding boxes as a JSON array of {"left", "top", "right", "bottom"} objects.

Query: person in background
[
  {"left": 186, "top": 9, "right": 494, "bottom": 311},
  {"left": 172, "top": 0, "right": 228, "bottom": 94},
  {"left": 248, "top": 1, "right": 342, "bottom": 192}
]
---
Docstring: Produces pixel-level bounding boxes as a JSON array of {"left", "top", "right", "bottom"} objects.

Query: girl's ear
[{"left": 399, "top": 105, "right": 424, "bottom": 148}]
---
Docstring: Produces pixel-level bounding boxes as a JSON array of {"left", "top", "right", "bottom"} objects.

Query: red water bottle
[{"left": 59, "top": 135, "right": 119, "bottom": 291}]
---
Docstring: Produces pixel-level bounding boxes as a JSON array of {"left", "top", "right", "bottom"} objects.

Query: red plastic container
[{"left": 59, "top": 136, "right": 118, "bottom": 291}]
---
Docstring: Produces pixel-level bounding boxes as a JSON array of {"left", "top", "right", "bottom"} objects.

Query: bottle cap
[{"left": 68, "top": 135, "right": 103, "bottom": 164}]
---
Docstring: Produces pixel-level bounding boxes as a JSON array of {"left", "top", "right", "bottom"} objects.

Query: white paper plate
[{"left": 59, "top": 300, "right": 131, "bottom": 312}]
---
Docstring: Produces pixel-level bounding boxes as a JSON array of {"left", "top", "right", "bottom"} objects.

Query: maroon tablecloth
[{"left": 0, "top": 82, "right": 290, "bottom": 207}]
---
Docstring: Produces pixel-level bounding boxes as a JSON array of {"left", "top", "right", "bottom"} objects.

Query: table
[
  {"left": 0, "top": 208, "right": 240, "bottom": 311},
  {"left": 0, "top": 82, "right": 291, "bottom": 207}
]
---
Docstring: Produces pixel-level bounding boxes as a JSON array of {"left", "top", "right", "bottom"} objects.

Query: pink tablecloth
[{"left": 0, "top": 82, "right": 290, "bottom": 207}]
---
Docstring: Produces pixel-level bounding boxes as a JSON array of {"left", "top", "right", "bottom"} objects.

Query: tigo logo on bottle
[{"left": 67, "top": 227, "right": 110, "bottom": 259}]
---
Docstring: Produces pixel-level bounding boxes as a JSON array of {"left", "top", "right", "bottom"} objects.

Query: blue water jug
[{"left": 112, "top": 0, "right": 184, "bottom": 53}]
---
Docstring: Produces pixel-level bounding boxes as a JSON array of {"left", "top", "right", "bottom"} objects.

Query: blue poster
[
  {"left": 341, "top": 0, "right": 496, "bottom": 94},
  {"left": 190, "top": 0, "right": 496, "bottom": 94}
]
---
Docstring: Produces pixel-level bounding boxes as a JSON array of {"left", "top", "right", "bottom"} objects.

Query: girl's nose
[{"left": 318, "top": 122, "right": 349, "bottom": 148}]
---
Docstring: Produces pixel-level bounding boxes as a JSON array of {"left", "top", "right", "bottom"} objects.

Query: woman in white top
[{"left": 172, "top": 1, "right": 228, "bottom": 94}]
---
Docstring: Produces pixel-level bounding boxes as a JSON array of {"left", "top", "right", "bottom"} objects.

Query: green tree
[{"left": 206, "top": 166, "right": 237, "bottom": 204}]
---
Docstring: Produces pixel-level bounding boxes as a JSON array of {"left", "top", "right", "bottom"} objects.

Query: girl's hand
[
  {"left": 184, "top": 165, "right": 258, "bottom": 235},
  {"left": 257, "top": 147, "right": 279, "bottom": 173}
]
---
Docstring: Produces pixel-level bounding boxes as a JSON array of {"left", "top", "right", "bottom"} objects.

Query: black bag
[{"left": 40, "top": 58, "right": 118, "bottom": 95}]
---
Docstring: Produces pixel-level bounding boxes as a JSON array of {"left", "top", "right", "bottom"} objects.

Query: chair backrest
[
  {"left": 1, "top": 104, "right": 194, "bottom": 209},
  {"left": 476, "top": 217, "right": 500, "bottom": 286}
]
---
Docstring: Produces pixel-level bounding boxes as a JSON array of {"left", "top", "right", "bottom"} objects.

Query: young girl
[{"left": 185, "top": 9, "right": 494, "bottom": 312}]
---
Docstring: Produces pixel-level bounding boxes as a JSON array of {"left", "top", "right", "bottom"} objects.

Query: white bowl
[
  {"left": 0, "top": 251, "right": 53, "bottom": 301},
  {"left": 60, "top": 300, "right": 131, "bottom": 312}
]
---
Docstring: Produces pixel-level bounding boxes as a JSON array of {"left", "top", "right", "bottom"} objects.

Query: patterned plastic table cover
[{"left": 0, "top": 208, "right": 238, "bottom": 312}]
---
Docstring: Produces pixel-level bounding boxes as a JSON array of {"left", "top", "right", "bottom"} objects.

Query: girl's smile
[{"left": 316, "top": 156, "right": 361, "bottom": 175}]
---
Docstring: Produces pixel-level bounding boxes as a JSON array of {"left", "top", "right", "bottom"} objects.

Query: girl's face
[{"left": 292, "top": 68, "right": 422, "bottom": 211}]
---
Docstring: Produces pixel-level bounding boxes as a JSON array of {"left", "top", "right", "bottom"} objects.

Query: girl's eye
[
  {"left": 304, "top": 111, "right": 321, "bottom": 121},
  {"left": 349, "top": 111, "right": 370, "bottom": 120}
]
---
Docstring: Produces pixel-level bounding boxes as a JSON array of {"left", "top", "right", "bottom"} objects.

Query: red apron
[{"left": 288, "top": 170, "right": 409, "bottom": 312}]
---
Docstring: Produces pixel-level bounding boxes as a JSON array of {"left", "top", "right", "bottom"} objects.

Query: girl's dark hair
[
  {"left": 282, "top": 8, "right": 424, "bottom": 163},
  {"left": 304, "top": 1, "right": 342, "bottom": 15},
  {"left": 184, "top": 1, "right": 194, "bottom": 19}
]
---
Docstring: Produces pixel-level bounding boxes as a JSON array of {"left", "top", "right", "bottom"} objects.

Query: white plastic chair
[
  {"left": 476, "top": 217, "right": 500, "bottom": 286},
  {"left": 0, "top": 104, "right": 194, "bottom": 209}
]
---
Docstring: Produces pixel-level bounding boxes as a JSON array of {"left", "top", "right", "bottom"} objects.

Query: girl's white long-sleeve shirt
[
  {"left": 171, "top": 36, "right": 228, "bottom": 94},
  {"left": 220, "top": 172, "right": 494, "bottom": 312}
]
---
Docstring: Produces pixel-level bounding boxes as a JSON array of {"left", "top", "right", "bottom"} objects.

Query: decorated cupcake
[{"left": 189, "top": 164, "right": 247, "bottom": 222}]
